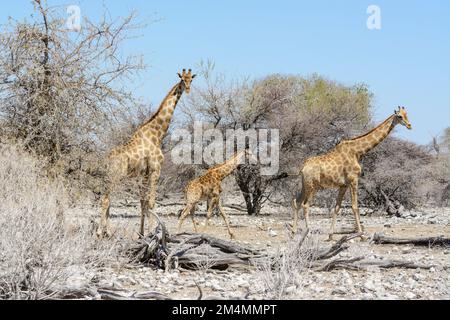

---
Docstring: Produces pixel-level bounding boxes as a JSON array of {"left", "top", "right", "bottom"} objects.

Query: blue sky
[{"left": 2, "top": 0, "right": 449, "bottom": 144}]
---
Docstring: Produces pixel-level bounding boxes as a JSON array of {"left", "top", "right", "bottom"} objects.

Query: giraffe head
[
  {"left": 177, "top": 69, "right": 196, "bottom": 94},
  {"left": 394, "top": 106, "right": 412, "bottom": 130}
]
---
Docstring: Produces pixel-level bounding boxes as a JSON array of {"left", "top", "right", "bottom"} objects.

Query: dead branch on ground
[
  {"left": 373, "top": 233, "right": 450, "bottom": 247},
  {"left": 315, "top": 257, "right": 436, "bottom": 271},
  {"left": 127, "top": 217, "right": 445, "bottom": 275},
  {"left": 126, "top": 213, "right": 263, "bottom": 271}
]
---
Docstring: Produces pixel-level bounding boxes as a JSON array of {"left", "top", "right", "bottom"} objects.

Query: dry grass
[
  {"left": 0, "top": 143, "right": 121, "bottom": 299},
  {"left": 256, "top": 229, "right": 319, "bottom": 299}
]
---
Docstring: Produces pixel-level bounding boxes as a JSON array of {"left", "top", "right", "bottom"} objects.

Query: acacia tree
[{"left": 0, "top": 1, "right": 146, "bottom": 175}]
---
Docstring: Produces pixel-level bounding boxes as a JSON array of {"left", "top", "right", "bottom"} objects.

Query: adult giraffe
[
  {"left": 292, "top": 107, "right": 412, "bottom": 240},
  {"left": 97, "top": 69, "right": 196, "bottom": 237}
]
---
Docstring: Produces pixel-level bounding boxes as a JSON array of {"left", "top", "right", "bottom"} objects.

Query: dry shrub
[
  {"left": 257, "top": 230, "right": 319, "bottom": 299},
  {"left": 0, "top": 2, "right": 149, "bottom": 204},
  {"left": 0, "top": 143, "right": 120, "bottom": 299},
  {"left": 359, "top": 137, "right": 443, "bottom": 210}
]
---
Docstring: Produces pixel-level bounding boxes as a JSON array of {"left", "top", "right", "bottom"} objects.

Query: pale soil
[{"left": 66, "top": 194, "right": 450, "bottom": 300}]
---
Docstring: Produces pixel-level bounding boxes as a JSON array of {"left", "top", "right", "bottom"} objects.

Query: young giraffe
[
  {"left": 292, "top": 107, "right": 412, "bottom": 240},
  {"left": 97, "top": 69, "right": 196, "bottom": 237},
  {"left": 177, "top": 149, "right": 254, "bottom": 239}
]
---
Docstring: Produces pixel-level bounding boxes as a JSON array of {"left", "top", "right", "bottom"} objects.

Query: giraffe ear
[
  {"left": 192, "top": 74, "right": 197, "bottom": 79},
  {"left": 177, "top": 73, "right": 182, "bottom": 79}
]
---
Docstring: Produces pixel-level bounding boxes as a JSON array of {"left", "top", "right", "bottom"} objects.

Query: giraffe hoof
[
  {"left": 327, "top": 234, "right": 335, "bottom": 242},
  {"left": 229, "top": 233, "right": 235, "bottom": 240}
]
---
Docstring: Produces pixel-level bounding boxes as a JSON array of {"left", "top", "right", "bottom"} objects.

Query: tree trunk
[{"left": 235, "top": 165, "right": 264, "bottom": 216}]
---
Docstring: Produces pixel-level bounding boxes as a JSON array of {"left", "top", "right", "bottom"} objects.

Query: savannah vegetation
[{"left": 0, "top": 1, "right": 448, "bottom": 299}]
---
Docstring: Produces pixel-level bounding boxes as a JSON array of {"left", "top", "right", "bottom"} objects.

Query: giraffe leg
[
  {"left": 145, "top": 169, "right": 161, "bottom": 235},
  {"left": 291, "top": 190, "right": 304, "bottom": 233},
  {"left": 97, "top": 193, "right": 112, "bottom": 238},
  {"left": 190, "top": 206, "right": 198, "bottom": 233},
  {"left": 205, "top": 197, "right": 215, "bottom": 230},
  {"left": 97, "top": 160, "right": 125, "bottom": 238},
  {"left": 328, "top": 187, "right": 347, "bottom": 241},
  {"left": 216, "top": 198, "right": 235, "bottom": 239},
  {"left": 349, "top": 180, "right": 367, "bottom": 240},
  {"left": 302, "top": 190, "right": 315, "bottom": 231},
  {"left": 139, "top": 174, "right": 151, "bottom": 237},
  {"left": 291, "top": 197, "right": 300, "bottom": 233},
  {"left": 206, "top": 198, "right": 212, "bottom": 225},
  {"left": 139, "top": 199, "right": 148, "bottom": 237},
  {"left": 177, "top": 203, "right": 195, "bottom": 233}
]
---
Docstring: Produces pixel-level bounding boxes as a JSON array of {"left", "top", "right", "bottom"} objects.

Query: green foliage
[{"left": 298, "top": 74, "right": 372, "bottom": 126}]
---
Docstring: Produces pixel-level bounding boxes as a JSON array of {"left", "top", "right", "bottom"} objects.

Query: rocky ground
[{"left": 65, "top": 195, "right": 450, "bottom": 300}]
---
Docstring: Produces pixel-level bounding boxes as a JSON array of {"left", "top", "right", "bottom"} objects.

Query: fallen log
[
  {"left": 315, "top": 257, "right": 436, "bottom": 271},
  {"left": 52, "top": 280, "right": 209, "bottom": 301},
  {"left": 127, "top": 213, "right": 169, "bottom": 268},
  {"left": 170, "top": 233, "right": 260, "bottom": 255},
  {"left": 315, "top": 256, "right": 364, "bottom": 271},
  {"left": 357, "top": 259, "right": 436, "bottom": 269},
  {"left": 54, "top": 286, "right": 172, "bottom": 300},
  {"left": 99, "top": 289, "right": 172, "bottom": 300},
  {"left": 127, "top": 213, "right": 264, "bottom": 271},
  {"left": 373, "top": 233, "right": 450, "bottom": 247}
]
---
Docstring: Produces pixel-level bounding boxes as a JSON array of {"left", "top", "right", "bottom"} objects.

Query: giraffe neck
[
  {"left": 140, "top": 81, "right": 184, "bottom": 142},
  {"left": 348, "top": 115, "right": 398, "bottom": 155},
  {"left": 214, "top": 152, "right": 245, "bottom": 180}
]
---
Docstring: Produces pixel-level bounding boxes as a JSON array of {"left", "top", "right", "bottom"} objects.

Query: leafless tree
[{"left": 0, "top": 1, "right": 148, "bottom": 196}]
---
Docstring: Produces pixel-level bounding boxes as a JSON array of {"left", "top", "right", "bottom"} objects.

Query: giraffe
[
  {"left": 97, "top": 69, "right": 196, "bottom": 237},
  {"left": 177, "top": 149, "right": 255, "bottom": 239},
  {"left": 292, "top": 107, "right": 412, "bottom": 240}
]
